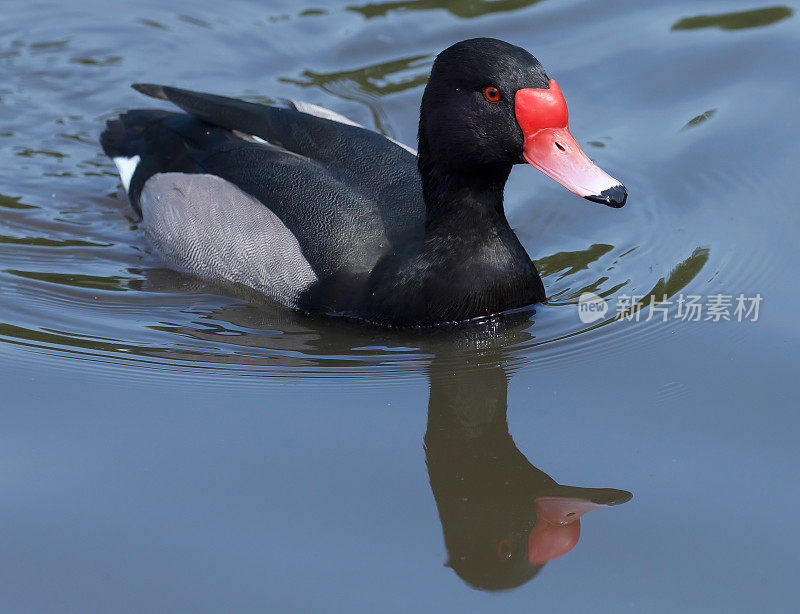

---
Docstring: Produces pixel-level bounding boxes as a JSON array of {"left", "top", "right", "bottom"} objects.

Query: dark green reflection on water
[
  {"left": 136, "top": 18, "right": 171, "bottom": 31},
  {"left": 535, "top": 243, "right": 614, "bottom": 281},
  {"left": 281, "top": 54, "right": 430, "bottom": 97},
  {"left": 672, "top": 6, "right": 793, "bottom": 31},
  {"left": 28, "top": 39, "right": 70, "bottom": 51},
  {"left": 281, "top": 55, "right": 429, "bottom": 135},
  {"left": 540, "top": 245, "right": 710, "bottom": 348},
  {"left": 69, "top": 55, "right": 121, "bottom": 67},
  {"left": 0, "top": 322, "right": 171, "bottom": 356},
  {"left": 5, "top": 269, "right": 129, "bottom": 291},
  {"left": 649, "top": 247, "right": 710, "bottom": 299},
  {"left": 602, "top": 247, "right": 710, "bottom": 322},
  {"left": 682, "top": 109, "right": 717, "bottom": 131},
  {"left": 177, "top": 14, "right": 212, "bottom": 28},
  {"left": 426, "top": 350, "right": 631, "bottom": 590},
  {"left": 299, "top": 8, "right": 327, "bottom": 17},
  {"left": 0, "top": 193, "right": 38, "bottom": 210},
  {"left": 348, "top": 0, "right": 544, "bottom": 19},
  {"left": 14, "top": 148, "right": 68, "bottom": 159}
]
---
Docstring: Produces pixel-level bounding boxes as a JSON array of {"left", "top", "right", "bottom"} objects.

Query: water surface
[{"left": 1, "top": 0, "right": 799, "bottom": 611}]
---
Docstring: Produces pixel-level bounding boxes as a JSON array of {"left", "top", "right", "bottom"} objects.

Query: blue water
[{"left": 1, "top": 0, "right": 799, "bottom": 611}]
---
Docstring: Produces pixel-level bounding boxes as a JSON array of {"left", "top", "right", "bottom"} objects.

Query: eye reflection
[{"left": 496, "top": 539, "right": 513, "bottom": 561}]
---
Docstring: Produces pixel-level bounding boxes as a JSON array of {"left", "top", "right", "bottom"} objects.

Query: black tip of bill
[{"left": 585, "top": 184, "right": 627, "bottom": 208}]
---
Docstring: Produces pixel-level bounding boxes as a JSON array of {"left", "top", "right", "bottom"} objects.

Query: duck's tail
[
  {"left": 101, "top": 108, "right": 230, "bottom": 216},
  {"left": 101, "top": 109, "right": 177, "bottom": 215}
]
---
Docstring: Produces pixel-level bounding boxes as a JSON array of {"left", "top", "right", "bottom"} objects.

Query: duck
[{"left": 101, "top": 38, "right": 626, "bottom": 327}]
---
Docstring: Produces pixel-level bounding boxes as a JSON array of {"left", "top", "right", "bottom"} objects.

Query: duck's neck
[
  {"left": 413, "top": 127, "right": 546, "bottom": 312},
  {"left": 417, "top": 140, "right": 513, "bottom": 228}
]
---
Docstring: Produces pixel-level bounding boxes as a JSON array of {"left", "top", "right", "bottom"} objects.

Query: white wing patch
[
  {"left": 112, "top": 155, "right": 140, "bottom": 192},
  {"left": 288, "top": 100, "right": 363, "bottom": 128},
  {"left": 287, "top": 100, "right": 418, "bottom": 155}
]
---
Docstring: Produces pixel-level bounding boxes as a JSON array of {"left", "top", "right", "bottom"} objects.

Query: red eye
[{"left": 483, "top": 86, "right": 501, "bottom": 102}]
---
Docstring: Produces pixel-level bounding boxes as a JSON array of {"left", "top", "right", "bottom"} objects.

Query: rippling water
[{"left": 1, "top": 1, "right": 798, "bottom": 611}]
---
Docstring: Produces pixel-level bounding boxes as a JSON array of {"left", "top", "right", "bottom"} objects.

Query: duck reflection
[{"left": 425, "top": 355, "right": 631, "bottom": 590}]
